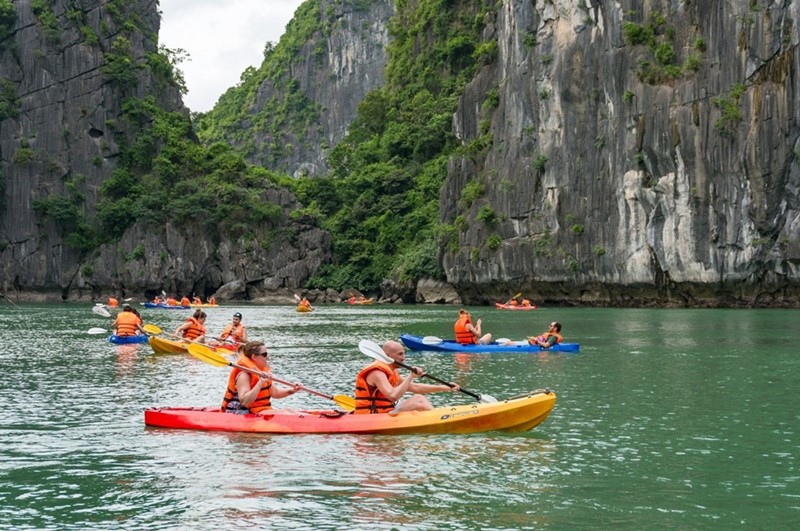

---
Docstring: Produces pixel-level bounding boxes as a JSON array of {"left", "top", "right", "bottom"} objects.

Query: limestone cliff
[
  {"left": 442, "top": 0, "right": 800, "bottom": 307},
  {"left": 200, "top": 0, "right": 394, "bottom": 178},
  {"left": 0, "top": 0, "right": 330, "bottom": 301}
]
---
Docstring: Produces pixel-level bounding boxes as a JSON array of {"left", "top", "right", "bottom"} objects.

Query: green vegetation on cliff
[{"left": 201, "top": 0, "right": 496, "bottom": 291}]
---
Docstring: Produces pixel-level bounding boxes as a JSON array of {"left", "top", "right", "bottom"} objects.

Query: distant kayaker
[
  {"left": 107, "top": 297, "right": 119, "bottom": 308},
  {"left": 454, "top": 309, "right": 492, "bottom": 345},
  {"left": 220, "top": 341, "right": 302, "bottom": 414},
  {"left": 112, "top": 304, "right": 144, "bottom": 337},
  {"left": 298, "top": 297, "right": 313, "bottom": 311},
  {"left": 210, "top": 312, "right": 247, "bottom": 347},
  {"left": 180, "top": 295, "right": 190, "bottom": 307},
  {"left": 192, "top": 295, "right": 202, "bottom": 305},
  {"left": 354, "top": 340, "right": 459, "bottom": 415},
  {"left": 528, "top": 322, "right": 563, "bottom": 348},
  {"left": 175, "top": 310, "right": 207, "bottom": 343}
]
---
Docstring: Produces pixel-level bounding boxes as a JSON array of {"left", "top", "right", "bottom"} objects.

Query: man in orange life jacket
[
  {"left": 454, "top": 309, "right": 492, "bottom": 344},
  {"left": 529, "top": 321, "right": 563, "bottom": 348},
  {"left": 354, "top": 340, "right": 459, "bottom": 415},
  {"left": 210, "top": 312, "right": 248, "bottom": 347},
  {"left": 221, "top": 341, "right": 303, "bottom": 414}
]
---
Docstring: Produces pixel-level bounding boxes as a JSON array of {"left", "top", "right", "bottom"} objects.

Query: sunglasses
[{"left": 254, "top": 350, "right": 269, "bottom": 357}]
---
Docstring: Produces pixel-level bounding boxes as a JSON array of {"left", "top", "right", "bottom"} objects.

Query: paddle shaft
[
  {"left": 393, "top": 359, "right": 482, "bottom": 402},
  {"left": 229, "top": 361, "right": 334, "bottom": 400}
]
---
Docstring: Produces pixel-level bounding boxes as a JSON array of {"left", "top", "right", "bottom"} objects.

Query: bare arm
[
  {"left": 236, "top": 372, "right": 268, "bottom": 407},
  {"left": 366, "top": 370, "right": 418, "bottom": 402},
  {"left": 408, "top": 381, "right": 459, "bottom": 394}
]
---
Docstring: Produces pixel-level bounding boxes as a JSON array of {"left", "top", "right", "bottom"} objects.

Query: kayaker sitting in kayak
[
  {"left": 454, "top": 309, "right": 492, "bottom": 344},
  {"left": 111, "top": 304, "right": 145, "bottom": 336},
  {"left": 221, "top": 341, "right": 302, "bottom": 414},
  {"left": 175, "top": 310, "right": 207, "bottom": 343},
  {"left": 354, "top": 340, "right": 459, "bottom": 415},
  {"left": 528, "top": 322, "right": 563, "bottom": 348},
  {"left": 209, "top": 312, "right": 247, "bottom": 347}
]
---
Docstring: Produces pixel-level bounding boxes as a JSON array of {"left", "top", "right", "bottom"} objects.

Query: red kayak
[{"left": 144, "top": 389, "right": 556, "bottom": 435}]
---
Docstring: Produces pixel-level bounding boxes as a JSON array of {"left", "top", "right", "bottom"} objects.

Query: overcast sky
[{"left": 158, "top": 0, "right": 306, "bottom": 112}]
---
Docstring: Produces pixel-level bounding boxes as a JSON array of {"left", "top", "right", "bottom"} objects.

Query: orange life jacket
[
  {"left": 220, "top": 323, "right": 246, "bottom": 343},
  {"left": 529, "top": 332, "right": 563, "bottom": 345},
  {"left": 208, "top": 296, "right": 216, "bottom": 305},
  {"left": 220, "top": 355, "right": 272, "bottom": 413},
  {"left": 181, "top": 317, "right": 205, "bottom": 340},
  {"left": 454, "top": 314, "right": 476, "bottom": 344},
  {"left": 107, "top": 297, "right": 119, "bottom": 307},
  {"left": 115, "top": 311, "right": 140, "bottom": 336},
  {"left": 167, "top": 298, "right": 178, "bottom": 306},
  {"left": 192, "top": 297, "right": 202, "bottom": 304},
  {"left": 180, "top": 296, "right": 190, "bottom": 306},
  {"left": 354, "top": 361, "right": 400, "bottom": 414}
]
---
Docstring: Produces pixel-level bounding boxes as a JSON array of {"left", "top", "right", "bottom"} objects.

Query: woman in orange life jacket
[
  {"left": 111, "top": 304, "right": 145, "bottom": 336},
  {"left": 454, "top": 309, "right": 493, "bottom": 345},
  {"left": 528, "top": 321, "right": 563, "bottom": 348},
  {"left": 210, "top": 312, "right": 248, "bottom": 347},
  {"left": 175, "top": 310, "right": 207, "bottom": 342},
  {"left": 221, "top": 341, "right": 303, "bottom": 414},
  {"left": 354, "top": 340, "right": 459, "bottom": 415}
]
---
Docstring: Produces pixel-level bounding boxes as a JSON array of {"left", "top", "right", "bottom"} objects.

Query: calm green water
[{"left": 0, "top": 303, "right": 797, "bottom": 529}]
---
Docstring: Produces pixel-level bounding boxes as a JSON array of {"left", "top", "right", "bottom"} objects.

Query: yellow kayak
[
  {"left": 148, "top": 335, "right": 189, "bottom": 355},
  {"left": 296, "top": 305, "right": 313, "bottom": 313}
]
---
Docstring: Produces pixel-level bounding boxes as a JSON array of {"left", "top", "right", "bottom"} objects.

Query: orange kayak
[
  {"left": 495, "top": 302, "right": 537, "bottom": 310},
  {"left": 144, "top": 389, "right": 555, "bottom": 434}
]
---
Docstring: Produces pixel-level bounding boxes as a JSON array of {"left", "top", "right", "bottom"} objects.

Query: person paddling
[
  {"left": 111, "top": 304, "right": 145, "bottom": 337},
  {"left": 175, "top": 310, "right": 207, "bottom": 343},
  {"left": 354, "top": 340, "right": 458, "bottom": 415},
  {"left": 220, "top": 341, "right": 302, "bottom": 415},
  {"left": 210, "top": 312, "right": 247, "bottom": 347}
]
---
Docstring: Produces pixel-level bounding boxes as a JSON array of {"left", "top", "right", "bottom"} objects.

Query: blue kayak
[
  {"left": 143, "top": 303, "right": 190, "bottom": 309},
  {"left": 108, "top": 334, "right": 149, "bottom": 344},
  {"left": 400, "top": 334, "right": 580, "bottom": 353}
]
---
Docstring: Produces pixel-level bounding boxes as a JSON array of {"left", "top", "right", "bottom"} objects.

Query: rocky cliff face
[
  {"left": 0, "top": 0, "right": 330, "bottom": 300},
  {"left": 442, "top": 0, "right": 800, "bottom": 307},
  {"left": 236, "top": 0, "right": 394, "bottom": 177}
]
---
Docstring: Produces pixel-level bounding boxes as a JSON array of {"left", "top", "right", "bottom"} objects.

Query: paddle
[
  {"left": 186, "top": 343, "right": 355, "bottom": 411},
  {"left": 503, "top": 292, "right": 522, "bottom": 305},
  {"left": 143, "top": 323, "right": 218, "bottom": 347},
  {"left": 357, "top": 339, "right": 497, "bottom": 403},
  {"left": 422, "top": 335, "right": 510, "bottom": 345},
  {"left": 88, "top": 327, "right": 108, "bottom": 335},
  {"left": 92, "top": 305, "right": 112, "bottom": 318}
]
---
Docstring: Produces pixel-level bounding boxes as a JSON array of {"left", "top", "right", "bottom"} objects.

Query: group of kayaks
[{"left": 93, "top": 300, "right": 569, "bottom": 436}]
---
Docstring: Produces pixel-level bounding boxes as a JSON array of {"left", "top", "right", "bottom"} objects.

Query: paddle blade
[
  {"left": 333, "top": 395, "right": 356, "bottom": 411},
  {"left": 187, "top": 343, "right": 231, "bottom": 368},
  {"left": 143, "top": 324, "right": 162, "bottom": 335},
  {"left": 92, "top": 305, "right": 111, "bottom": 318},
  {"left": 422, "top": 336, "right": 443, "bottom": 345},
  {"left": 479, "top": 394, "right": 498, "bottom": 403},
  {"left": 88, "top": 327, "right": 107, "bottom": 335},
  {"left": 358, "top": 339, "right": 392, "bottom": 363}
]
